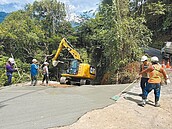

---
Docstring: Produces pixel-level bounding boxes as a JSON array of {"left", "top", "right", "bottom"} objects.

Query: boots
[
  {"left": 138, "top": 99, "right": 146, "bottom": 107},
  {"left": 155, "top": 101, "right": 160, "bottom": 107}
]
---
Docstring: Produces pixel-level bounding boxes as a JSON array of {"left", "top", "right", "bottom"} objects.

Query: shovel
[{"left": 110, "top": 79, "right": 138, "bottom": 101}]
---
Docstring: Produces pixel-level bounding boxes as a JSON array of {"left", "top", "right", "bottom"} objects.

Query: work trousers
[
  {"left": 140, "top": 77, "right": 149, "bottom": 96},
  {"left": 42, "top": 74, "right": 48, "bottom": 84},
  {"left": 6, "top": 72, "right": 12, "bottom": 85},
  {"left": 31, "top": 75, "right": 37, "bottom": 86},
  {"left": 142, "top": 83, "right": 161, "bottom": 102}
]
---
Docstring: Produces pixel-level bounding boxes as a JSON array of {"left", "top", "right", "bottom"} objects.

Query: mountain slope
[{"left": 0, "top": 12, "right": 9, "bottom": 23}]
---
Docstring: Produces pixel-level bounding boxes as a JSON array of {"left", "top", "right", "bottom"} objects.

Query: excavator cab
[{"left": 66, "top": 59, "right": 79, "bottom": 75}]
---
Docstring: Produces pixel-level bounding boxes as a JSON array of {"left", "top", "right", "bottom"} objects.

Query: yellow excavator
[{"left": 52, "top": 38, "right": 96, "bottom": 85}]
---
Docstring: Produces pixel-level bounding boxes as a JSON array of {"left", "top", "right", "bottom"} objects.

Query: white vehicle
[{"left": 161, "top": 42, "right": 172, "bottom": 59}]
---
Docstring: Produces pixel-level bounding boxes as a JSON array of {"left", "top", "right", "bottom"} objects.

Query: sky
[{"left": 0, "top": 0, "right": 102, "bottom": 21}]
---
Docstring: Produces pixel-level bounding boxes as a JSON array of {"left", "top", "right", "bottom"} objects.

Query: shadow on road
[
  {"left": 122, "top": 91, "right": 140, "bottom": 97},
  {"left": 124, "top": 93, "right": 155, "bottom": 107},
  {"left": 123, "top": 96, "right": 141, "bottom": 103}
]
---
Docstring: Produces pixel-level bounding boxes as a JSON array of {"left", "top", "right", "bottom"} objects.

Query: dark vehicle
[{"left": 161, "top": 42, "right": 172, "bottom": 59}]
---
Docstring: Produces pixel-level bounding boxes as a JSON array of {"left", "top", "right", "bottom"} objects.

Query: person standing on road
[
  {"left": 139, "top": 55, "right": 150, "bottom": 97},
  {"left": 30, "top": 59, "right": 39, "bottom": 86},
  {"left": 139, "top": 56, "right": 168, "bottom": 107},
  {"left": 41, "top": 62, "right": 49, "bottom": 86},
  {"left": 5, "top": 58, "right": 17, "bottom": 86}
]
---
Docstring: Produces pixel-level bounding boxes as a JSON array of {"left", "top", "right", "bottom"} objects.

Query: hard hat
[
  {"left": 32, "top": 59, "right": 37, "bottom": 63},
  {"left": 141, "top": 56, "right": 148, "bottom": 62},
  {"left": 8, "top": 58, "right": 15, "bottom": 64},
  {"left": 151, "top": 56, "right": 159, "bottom": 62},
  {"left": 44, "top": 62, "right": 49, "bottom": 65}
]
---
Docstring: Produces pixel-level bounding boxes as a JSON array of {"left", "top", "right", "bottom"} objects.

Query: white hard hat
[
  {"left": 44, "top": 62, "right": 49, "bottom": 65},
  {"left": 8, "top": 58, "right": 15, "bottom": 64},
  {"left": 141, "top": 56, "right": 148, "bottom": 62},
  {"left": 151, "top": 56, "right": 159, "bottom": 62},
  {"left": 32, "top": 59, "right": 37, "bottom": 63}
]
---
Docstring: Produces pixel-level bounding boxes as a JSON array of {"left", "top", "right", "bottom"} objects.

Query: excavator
[{"left": 52, "top": 38, "right": 96, "bottom": 85}]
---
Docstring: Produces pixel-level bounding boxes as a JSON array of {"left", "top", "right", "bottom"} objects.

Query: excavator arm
[{"left": 52, "top": 38, "right": 81, "bottom": 66}]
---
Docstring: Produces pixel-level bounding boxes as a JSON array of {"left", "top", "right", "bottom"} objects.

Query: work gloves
[{"left": 165, "top": 79, "right": 171, "bottom": 85}]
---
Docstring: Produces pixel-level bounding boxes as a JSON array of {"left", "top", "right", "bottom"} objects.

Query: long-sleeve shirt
[
  {"left": 6, "top": 63, "right": 15, "bottom": 73},
  {"left": 30, "top": 63, "right": 38, "bottom": 76}
]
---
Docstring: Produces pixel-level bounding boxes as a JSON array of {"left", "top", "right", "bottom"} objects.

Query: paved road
[{"left": 0, "top": 83, "right": 138, "bottom": 129}]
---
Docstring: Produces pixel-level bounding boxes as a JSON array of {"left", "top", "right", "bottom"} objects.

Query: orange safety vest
[{"left": 148, "top": 64, "right": 162, "bottom": 83}]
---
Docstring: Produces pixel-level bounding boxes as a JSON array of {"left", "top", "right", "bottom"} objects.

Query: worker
[
  {"left": 41, "top": 62, "right": 49, "bottom": 86},
  {"left": 138, "top": 56, "right": 168, "bottom": 107},
  {"left": 30, "top": 59, "right": 39, "bottom": 86},
  {"left": 139, "top": 55, "right": 150, "bottom": 97},
  {"left": 5, "top": 58, "right": 17, "bottom": 86}
]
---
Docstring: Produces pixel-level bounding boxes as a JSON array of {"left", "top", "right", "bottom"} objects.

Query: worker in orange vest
[
  {"left": 138, "top": 56, "right": 168, "bottom": 107},
  {"left": 139, "top": 55, "right": 150, "bottom": 97}
]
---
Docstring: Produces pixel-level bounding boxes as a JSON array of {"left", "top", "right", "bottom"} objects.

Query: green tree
[
  {"left": 130, "top": 0, "right": 172, "bottom": 48},
  {"left": 76, "top": 0, "right": 152, "bottom": 84},
  {"left": 0, "top": 11, "right": 45, "bottom": 62},
  {"left": 144, "top": 1, "right": 171, "bottom": 48},
  {"left": 25, "top": 0, "right": 77, "bottom": 55},
  {"left": 27, "top": 0, "right": 66, "bottom": 37}
]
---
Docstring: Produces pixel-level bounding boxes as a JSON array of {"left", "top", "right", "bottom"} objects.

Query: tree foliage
[
  {"left": 3, "top": 0, "right": 171, "bottom": 85},
  {"left": 26, "top": 0, "right": 66, "bottom": 37},
  {"left": 130, "top": 0, "right": 172, "bottom": 48},
  {"left": 76, "top": 0, "right": 152, "bottom": 83},
  {"left": 0, "top": 11, "right": 45, "bottom": 62},
  {"left": 0, "top": 0, "right": 77, "bottom": 86}
]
